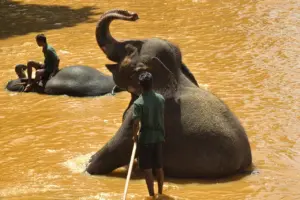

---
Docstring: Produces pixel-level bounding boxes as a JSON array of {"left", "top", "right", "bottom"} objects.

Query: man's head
[
  {"left": 35, "top": 34, "right": 47, "bottom": 46},
  {"left": 138, "top": 71, "right": 153, "bottom": 92}
]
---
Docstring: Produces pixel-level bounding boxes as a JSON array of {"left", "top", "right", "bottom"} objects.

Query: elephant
[
  {"left": 86, "top": 12, "right": 252, "bottom": 178},
  {"left": 6, "top": 65, "right": 123, "bottom": 97},
  {"left": 95, "top": 9, "right": 199, "bottom": 86}
]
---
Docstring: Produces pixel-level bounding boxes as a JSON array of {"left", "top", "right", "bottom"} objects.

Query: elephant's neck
[
  {"left": 178, "top": 72, "right": 197, "bottom": 89},
  {"left": 153, "top": 71, "right": 196, "bottom": 99}
]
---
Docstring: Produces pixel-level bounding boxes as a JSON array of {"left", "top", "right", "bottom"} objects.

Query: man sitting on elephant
[{"left": 15, "top": 34, "right": 60, "bottom": 92}]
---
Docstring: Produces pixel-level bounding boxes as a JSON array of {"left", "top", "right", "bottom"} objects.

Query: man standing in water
[
  {"left": 16, "top": 34, "right": 59, "bottom": 92},
  {"left": 131, "top": 71, "right": 165, "bottom": 198}
]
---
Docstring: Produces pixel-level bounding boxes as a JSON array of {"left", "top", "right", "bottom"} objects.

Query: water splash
[{"left": 62, "top": 152, "right": 94, "bottom": 173}]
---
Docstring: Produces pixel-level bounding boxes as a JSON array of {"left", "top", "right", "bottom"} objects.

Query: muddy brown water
[{"left": 0, "top": 0, "right": 299, "bottom": 199}]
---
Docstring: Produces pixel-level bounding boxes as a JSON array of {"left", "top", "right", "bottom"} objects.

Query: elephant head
[
  {"left": 96, "top": 9, "right": 199, "bottom": 86},
  {"left": 6, "top": 79, "right": 45, "bottom": 93},
  {"left": 105, "top": 44, "right": 178, "bottom": 98}
]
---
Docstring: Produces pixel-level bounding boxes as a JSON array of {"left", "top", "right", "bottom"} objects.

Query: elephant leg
[
  {"left": 86, "top": 110, "right": 134, "bottom": 174},
  {"left": 181, "top": 63, "right": 199, "bottom": 86},
  {"left": 122, "top": 93, "right": 138, "bottom": 121}
]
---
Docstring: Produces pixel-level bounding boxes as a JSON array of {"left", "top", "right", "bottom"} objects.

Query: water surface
[{"left": 0, "top": 0, "right": 299, "bottom": 199}]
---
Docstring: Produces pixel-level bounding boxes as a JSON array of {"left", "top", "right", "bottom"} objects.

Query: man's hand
[
  {"left": 132, "top": 135, "right": 138, "bottom": 142},
  {"left": 132, "top": 119, "right": 140, "bottom": 143}
]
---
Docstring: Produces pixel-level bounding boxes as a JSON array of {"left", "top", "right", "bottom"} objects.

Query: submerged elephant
[
  {"left": 95, "top": 9, "right": 199, "bottom": 86},
  {"left": 6, "top": 65, "right": 122, "bottom": 97},
  {"left": 86, "top": 11, "right": 252, "bottom": 178}
]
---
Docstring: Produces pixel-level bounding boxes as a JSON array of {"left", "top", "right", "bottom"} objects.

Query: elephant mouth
[
  {"left": 114, "top": 10, "right": 139, "bottom": 21},
  {"left": 119, "top": 10, "right": 139, "bottom": 21},
  {"left": 105, "top": 66, "right": 142, "bottom": 94}
]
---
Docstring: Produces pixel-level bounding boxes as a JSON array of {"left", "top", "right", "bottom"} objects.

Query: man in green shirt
[
  {"left": 132, "top": 71, "right": 165, "bottom": 197},
  {"left": 20, "top": 34, "right": 59, "bottom": 92}
]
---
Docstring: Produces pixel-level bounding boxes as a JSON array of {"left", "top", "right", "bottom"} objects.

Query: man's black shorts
[{"left": 138, "top": 142, "right": 163, "bottom": 170}]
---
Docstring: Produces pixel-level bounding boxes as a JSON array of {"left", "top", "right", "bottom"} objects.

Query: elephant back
[{"left": 45, "top": 65, "right": 115, "bottom": 97}]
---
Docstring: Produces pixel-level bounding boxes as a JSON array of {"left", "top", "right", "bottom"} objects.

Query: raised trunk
[{"left": 95, "top": 10, "right": 139, "bottom": 63}]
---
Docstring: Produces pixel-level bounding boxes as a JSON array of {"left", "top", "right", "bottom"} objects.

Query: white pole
[{"left": 122, "top": 142, "right": 137, "bottom": 200}]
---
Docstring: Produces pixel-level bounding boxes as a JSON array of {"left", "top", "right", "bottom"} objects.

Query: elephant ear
[
  {"left": 148, "top": 57, "right": 177, "bottom": 81},
  {"left": 134, "top": 57, "right": 178, "bottom": 93},
  {"left": 148, "top": 57, "right": 178, "bottom": 96},
  {"left": 149, "top": 57, "right": 174, "bottom": 75}
]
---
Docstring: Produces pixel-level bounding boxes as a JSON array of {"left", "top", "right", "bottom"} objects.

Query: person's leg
[
  {"left": 155, "top": 168, "right": 164, "bottom": 195},
  {"left": 35, "top": 69, "right": 45, "bottom": 83},
  {"left": 15, "top": 64, "right": 27, "bottom": 79},
  {"left": 26, "top": 61, "right": 43, "bottom": 83},
  {"left": 144, "top": 169, "right": 155, "bottom": 197},
  {"left": 154, "top": 143, "right": 164, "bottom": 195},
  {"left": 139, "top": 143, "right": 155, "bottom": 197},
  {"left": 24, "top": 61, "right": 43, "bottom": 92}
]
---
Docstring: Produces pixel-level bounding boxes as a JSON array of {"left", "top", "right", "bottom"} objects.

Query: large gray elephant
[
  {"left": 6, "top": 65, "right": 123, "bottom": 97},
  {"left": 86, "top": 11, "right": 252, "bottom": 178},
  {"left": 95, "top": 9, "right": 199, "bottom": 86}
]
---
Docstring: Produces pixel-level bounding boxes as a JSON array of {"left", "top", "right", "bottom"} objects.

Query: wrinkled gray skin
[
  {"left": 86, "top": 10, "right": 252, "bottom": 178},
  {"left": 95, "top": 9, "right": 198, "bottom": 86},
  {"left": 6, "top": 65, "right": 122, "bottom": 97}
]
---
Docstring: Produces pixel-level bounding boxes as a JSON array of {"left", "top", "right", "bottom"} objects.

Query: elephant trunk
[
  {"left": 95, "top": 9, "right": 139, "bottom": 63},
  {"left": 86, "top": 109, "right": 135, "bottom": 175},
  {"left": 86, "top": 139, "right": 133, "bottom": 175}
]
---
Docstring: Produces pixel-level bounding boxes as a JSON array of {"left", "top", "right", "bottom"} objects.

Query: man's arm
[
  {"left": 132, "top": 119, "right": 140, "bottom": 142},
  {"left": 161, "top": 96, "right": 166, "bottom": 140},
  {"left": 132, "top": 102, "right": 141, "bottom": 142}
]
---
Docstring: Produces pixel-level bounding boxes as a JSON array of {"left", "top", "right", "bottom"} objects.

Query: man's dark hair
[
  {"left": 138, "top": 71, "right": 153, "bottom": 91},
  {"left": 36, "top": 34, "right": 47, "bottom": 43}
]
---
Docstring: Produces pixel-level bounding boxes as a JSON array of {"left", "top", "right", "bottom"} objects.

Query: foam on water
[
  {"left": 62, "top": 152, "right": 95, "bottom": 173},
  {"left": 0, "top": 184, "right": 60, "bottom": 197}
]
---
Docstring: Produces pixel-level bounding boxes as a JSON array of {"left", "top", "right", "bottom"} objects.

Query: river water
[{"left": 0, "top": 0, "right": 299, "bottom": 199}]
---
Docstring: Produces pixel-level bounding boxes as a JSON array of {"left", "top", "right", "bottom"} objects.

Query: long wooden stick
[{"left": 122, "top": 142, "right": 137, "bottom": 200}]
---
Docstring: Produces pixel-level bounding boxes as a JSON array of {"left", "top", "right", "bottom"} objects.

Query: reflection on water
[{"left": 0, "top": 0, "right": 299, "bottom": 199}]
